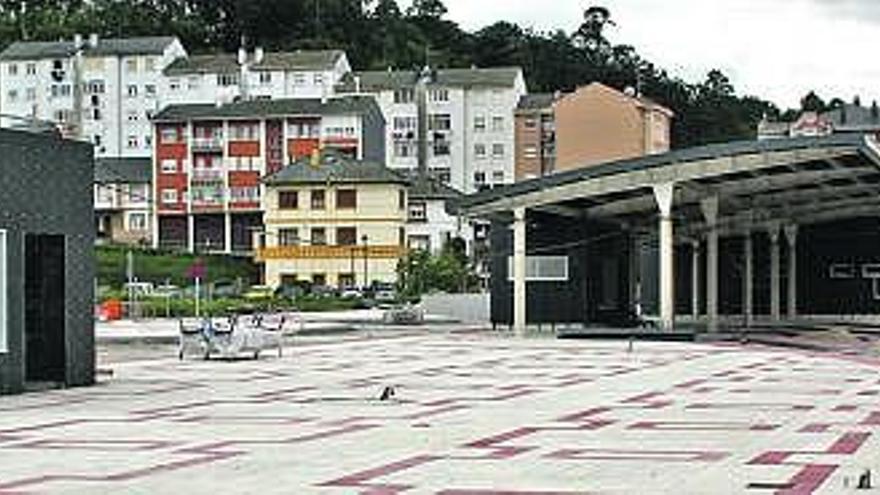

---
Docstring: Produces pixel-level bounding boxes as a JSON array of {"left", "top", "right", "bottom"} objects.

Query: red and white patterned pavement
[{"left": 1, "top": 332, "right": 880, "bottom": 494}]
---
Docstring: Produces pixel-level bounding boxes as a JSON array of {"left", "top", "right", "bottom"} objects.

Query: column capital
[
  {"left": 652, "top": 182, "right": 676, "bottom": 218},
  {"left": 700, "top": 196, "right": 720, "bottom": 225},
  {"left": 513, "top": 207, "right": 526, "bottom": 222},
  {"left": 784, "top": 224, "right": 798, "bottom": 246},
  {"left": 767, "top": 221, "right": 782, "bottom": 243}
]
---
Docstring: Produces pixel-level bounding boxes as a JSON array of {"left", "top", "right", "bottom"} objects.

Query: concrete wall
[
  {"left": 421, "top": 293, "right": 490, "bottom": 323},
  {"left": 0, "top": 130, "right": 94, "bottom": 394}
]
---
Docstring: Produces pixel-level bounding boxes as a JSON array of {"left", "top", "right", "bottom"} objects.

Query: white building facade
[
  {"left": 161, "top": 50, "right": 351, "bottom": 106},
  {"left": 0, "top": 36, "right": 186, "bottom": 158},
  {"left": 337, "top": 68, "right": 528, "bottom": 194}
]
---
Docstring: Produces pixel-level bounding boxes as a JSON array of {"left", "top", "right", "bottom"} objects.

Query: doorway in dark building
[{"left": 25, "top": 234, "right": 66, "bottom": 385}]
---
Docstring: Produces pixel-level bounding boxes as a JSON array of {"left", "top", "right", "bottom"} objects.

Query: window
[
  {"left": 408, "top": 201, "right": 427, "bottom": 222},
  {"left": 218, "top": 73, "right": 240, "bottom": 87},
  {"left": 25, "top": 63, "right": 35, "bottom": 75},
  {"left": 127, "top": 85, "right": 138, "bottom": 97},
  {"left": 278, "top": 191, "right": 298, "bottom": 209},
  {"left": 87, "top": 80, "right": 105, "bottom": 94},
  {"left": 393, "top": 116, "right": 417, "bottom": 131},
  {"left": 430, "top": 88, "right": 449, "bottom": 102},
  {"left": 313, "top": 274, "right": 327, "bottom": 286},
  {"left": 92, "top": 108, "right": 102, "bottom": 121},
  {"left": 127, "top": 136, "right": 138, "bottom": 149},
  {"left": 6, "top": 90, "right": 17, "bottom": 103},
  {"left": 145, "top": 84, "right": 156, "bottom": 97},
  {"left": 474, "top": 172, "right": 486, "bottom": 185},
  {"left": 0, "top": 230, "right": 4, "bottom": 352},
  {"left": 259, "top": 72, "right": 272, "bottom": 84},
  {"left": 145, "top": 135, "right": 152, "bottom": 147},
  {"left": 409, "top": 235, "right": 430, "bottom": 252},
  {"left": 429, "top": 113, "right": 451, "bottom": 131},
  {"left": 279, "top": 228, "right": 300, "bottom": 247},
  {"left": 230, "top": 123, "right": 258, "bottom": 140},
  {"left": 399, "top": 190, "right": 406, "bottom": 210},
  {"left": 507, "top": 256, "right": 570, "bottom": 282},
  {"left": 161, "top": 189, "right": 178, "bottom": 205},
  {"left": 492, "top": 171, "right": 505, "bottom": 184},
  {"left": 433, "top": 168, "right": 451, "bottom": 184},
  {"left": 394, "top": 88, "right": 415, "bottom": 104},
  {"left": 160, "top": 127, "right": 179, "bottom": 143},
  {"left": 474, "top": 143, "right": 486, "bottom": 159},
  {"left": 126, "top": 58, "right": 138, "bottom": 73},
  {"left": 7, "top": 64, "right": 16, "bottom": 76},
  {"left": 128, "top": 213, "right": 147, "bottom": 231},
  {"left": 524, "top": 118, "right": 537, "bottom": 129},
  {"left": 524, "top": 145, "right": 538, "bottom": 159},
  {"left": 492, "top": 116, "right": 504, "bottom": 131},
  {"left": 145, "top": 57, "right": 156, "bottom": 72},
  {"left": 161, "top": 159, "right": 177, "bottom": 174},
  {"left": 311, "top": 227, "right": 327, "bottom": 246},
  {"left": 337, "top": 227, "right": 357, "bottom": 246},
  {"left": 184, "top": 76, "right": 199, "bottom": 90},
  {"left": 127, "top": 111, "right": 139, "bottom": 122},
  {"left": 336, "top": 189, "right": 357, "bottom": 209},
  {"left": 292, "top": 73, "right": 306, "bottom": 86},
  {"left": 170, "top": 79, "right": 181, "bottom": 92},
  {"left": 394, "top": 142, "right": 414, "bottom": 158},
  {"left": 474, "top": 116, "right": 486, "bottom": 132},
  {"left": 25, "top": 88, "right": 35, "bottom": 101},
  {"left": 94, "top": 135, "right": 103, "bottom": 147},
  {"left": 314, "top": 73, "right": 324, "bottom": 85},
  {"left": 492, "top": 143, "right": 505, "bottom": 158},
  {"left": 310, "top": 190, "right": 326, "bottom": 210},
  {"left": 433, "top": 139, "right": 450, "bottom": 157}
]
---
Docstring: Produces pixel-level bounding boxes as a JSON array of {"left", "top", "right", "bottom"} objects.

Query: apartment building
[
  {"left": 161, "top": 49, "right": 351, "bottom": 105},
  {"left": 337, "top": 67, "right": 527, "bottom": 194},
  {"left": 0, "top": 35, "right": 186, "bottom": 158},
  {"left": 258, "top": 152, "right": 408, "bottom": 289},
  {"left": 151, "top": 95, "right": 385, "bottom": 253},
  {"left": 514, "top": 83, "right": 673, "bottom": 180},
  {"left": 404, "top": 173, "right": 469, "bottom": 254},
  {"left": 94, "top": 157, "right": 152, "bottom": 245}
]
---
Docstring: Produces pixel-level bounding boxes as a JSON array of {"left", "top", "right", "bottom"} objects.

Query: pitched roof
[
  {"left": 822, "top": 104, "right": 880, "bottom": 131},
  {"left": 517, "top": 93, "right": 557, "bottom": 111},
  {"left": 264, "top": 152, "right": 407, "bottom": 186},
  {"left": 402, "top": 171, "right": 463, "bottom": 200},
  {"left": 337, "top": 67, "right": 523, "bottom": 92},
  {"left": 164, "top": 50, "right": 345, "bottom": 76},
  {"left": 152, "top": 95, "right": 380, "bottom": 122},
  {"left": 94, "top": 157, "right": 152, "bottom": 184},
  {"left": 0, "top": 36, "right": 177, "bottom": 61}
]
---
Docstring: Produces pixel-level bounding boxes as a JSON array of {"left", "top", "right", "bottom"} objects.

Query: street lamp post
[{"left": 361, "top": 234, "right": 369, "bottom": 289}]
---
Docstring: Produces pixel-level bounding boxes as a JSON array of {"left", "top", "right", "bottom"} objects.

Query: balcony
[
  {"left": 191, "top": 169, "right": 224, "bottom": 183},
  {"left": 257, "top": 245, "right": 406, "bottom": 262},
  {"left": 192, "top": 136, "right": 225, "bottom": 153}
]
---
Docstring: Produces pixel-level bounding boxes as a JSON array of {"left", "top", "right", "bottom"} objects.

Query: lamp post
[{"left": 361, "top": 234, "right": 369, "bottom": 289}]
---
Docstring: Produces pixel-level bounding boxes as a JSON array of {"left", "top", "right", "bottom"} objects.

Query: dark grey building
[{"left": 0, "top": 129, "right": 94, "bottom": 394}]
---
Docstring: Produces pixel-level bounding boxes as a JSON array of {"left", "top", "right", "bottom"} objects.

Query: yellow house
[{"left": 258, "top": 152, "right": 408, "bottom": 288}]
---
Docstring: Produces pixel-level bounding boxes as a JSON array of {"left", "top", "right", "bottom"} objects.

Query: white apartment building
[
  {"left": 337, "top": 68, "right": 527, "bottom": 194},
  {"left": 94, "top": 157, "right": 152, "bottom": 245},
  {"left": 0, "top": 35, "right": 186, "bottom": 158},
  {"left": 161, "top": 50, "right": 351, "bottom": 105}
]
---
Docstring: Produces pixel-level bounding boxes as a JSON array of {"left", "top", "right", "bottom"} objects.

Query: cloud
[{"left": 811, "top": 0, "right": 880, "bottom": 21}]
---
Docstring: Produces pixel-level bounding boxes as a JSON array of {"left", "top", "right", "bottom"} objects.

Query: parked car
[
  {"left": 372, "top": 282, "right": 397, "bottom": 303},
  {"left": 275, "top": 283, "right": 307, "bottom": 300},
  {"left": 153, "top": 284, "right": 181, "bottom": 298},
  {"left": 311, "top": 285, "right": 339, "bottom": 298},
  {"left": 339, "top": 287, "right": 364, "bottom": 299},
  {"left": 211, "top": 279, "right": 240, "bottom": 298},
  {"left": 123, "top": 282, "right": 154, "bottom": 297},
  {"left": 243, "top": 285, "right": 274, "bottom": 301}
]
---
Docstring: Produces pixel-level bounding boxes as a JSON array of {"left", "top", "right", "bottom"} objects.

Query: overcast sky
[{"left": 426, "top": 0, "right": 880, "bottom": 109}]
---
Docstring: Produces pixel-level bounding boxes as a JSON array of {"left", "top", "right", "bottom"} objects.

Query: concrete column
[
  {"left": 769, "top": 223, "right": 781, "bottom": 321},
  {"left": 187, "top": 214, "right": 195, "bottom": 254},
  {"left": 785, "top": 224, "right": 799, "bottom": 319},
  {"left": 653, "top": 183, "right": 676, "bottom": 331},
  {"left": 224, "top": 212, "right": 233, "bottom": 254},
  {"left": 513, "top": 207, "right": 527, "bottom": 335},
  {"left": 743, "top": 233, "right": 754, "bottom": 327},
  {"left": 691, "top": 239, "right": 700, "bottom": 318},
  {"left": 701, "top": 197, "right": 720, "bottom": 332}
]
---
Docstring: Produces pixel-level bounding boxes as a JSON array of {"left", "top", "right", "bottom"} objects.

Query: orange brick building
[{"left": 514, "top": 83, "right": 673, "bottom": 180}]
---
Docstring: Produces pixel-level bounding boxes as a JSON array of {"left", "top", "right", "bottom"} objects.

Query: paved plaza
[{"left": 1, "top": 331, "right": 880, "bottom": 494}]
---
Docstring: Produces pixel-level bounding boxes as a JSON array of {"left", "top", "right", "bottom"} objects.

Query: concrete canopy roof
[{"left": 460, "top": 134, "right": 880, "bottom": 235}]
